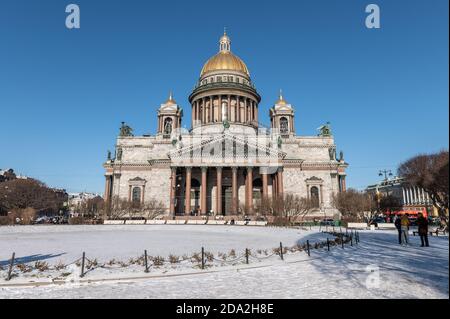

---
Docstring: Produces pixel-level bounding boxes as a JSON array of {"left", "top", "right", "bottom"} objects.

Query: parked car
[
  {"left": 320, "top": 219, "right": 334, "bottom": 226},
  {"left": 34, "top": 216, "right": 51, "bottom": 224}
]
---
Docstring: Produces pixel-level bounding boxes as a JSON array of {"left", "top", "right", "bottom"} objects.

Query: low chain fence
[{"left": 2, "top": 229, "right": 360, "bottom": 281}]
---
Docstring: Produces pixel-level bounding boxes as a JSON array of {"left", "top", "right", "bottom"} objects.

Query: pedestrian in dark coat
[
  {"left": 417, "top": 213, "right": 429, "bottom": 247},
  {"left": 394, "top": 216, "right": 402, "bottom": 244}
]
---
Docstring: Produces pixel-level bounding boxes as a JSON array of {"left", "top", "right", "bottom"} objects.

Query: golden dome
[
  {"left": 201, "top": 52, "right": 249, "bottom": 77},
  {"left": 165, "top": 91, "right": 176, "bottom": 105},
  {"left": 276, "top": 89, "right": 287, "bottom": 105},
  {"left": 200, "top": 31, "right": 250, "bottom": 77}
]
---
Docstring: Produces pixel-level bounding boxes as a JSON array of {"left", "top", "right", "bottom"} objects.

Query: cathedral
[{"left": 103, "top": 32, "right": 348, "bottom": 219}]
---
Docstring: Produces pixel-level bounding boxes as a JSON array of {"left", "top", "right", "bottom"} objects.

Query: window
[
  {"left": 310, "top": 186, "right": 320, "bottom": 208},
  {"left": 132, "top": 187, "right": 141, "bottom": 204},
  {"left": 280, "top": 117, "right": 289, "bottom": 135}
]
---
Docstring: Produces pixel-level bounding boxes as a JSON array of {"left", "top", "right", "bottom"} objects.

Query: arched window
[
  {"left": 132, "top": 187, "right": 141, "bottom": 204},
  {"left": 280, "top": 117, "right": 289, "bottom": 135},
  {"left": 310, "top": 186, "right": 320, "bottom": 208},
  {"left": 163, "top": 118, "right": 173, "bottom": 135}
]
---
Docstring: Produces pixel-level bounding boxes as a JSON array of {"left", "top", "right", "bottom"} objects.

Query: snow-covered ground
[{"left": 0, "top": 225, "right": 448, "bottom": 299}]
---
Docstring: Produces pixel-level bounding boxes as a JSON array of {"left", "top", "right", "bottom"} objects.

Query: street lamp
[{"left": 378, "top": 169, "right": 393, "bottom": 181}]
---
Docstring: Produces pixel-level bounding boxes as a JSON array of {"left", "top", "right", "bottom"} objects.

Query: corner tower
[
  {"left": 270, "top": 90, "right": 295, "bottom": 137},
  {"left": 157, "top": 92, "right": 183, "bottom": 138}
]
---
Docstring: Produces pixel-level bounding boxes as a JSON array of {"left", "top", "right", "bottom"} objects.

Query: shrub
[
  {"left": 54, "top": 261, "right": 66, "bottom": 271},
  {"left": 152, "top": 256, "right": 165, "bottom": 266},
  {"left": 16, "top": 263, "right": 33, "bottom": 273},
  {"left": 228, "top": 249, "right": 236, "bottom": 258},
  {"left": 191, "top": 253, "right": 202, "bottom": 263},
  {"left": 68, "top": 217, "right": 85, "bottom": 225},
  {"left": 35, "top": 261, "right": 49, "bottom": 272},
  {"left": 204, "top": 252, "right": 214, "bottom": 262},
  {"left": 168, "top": 254, "right": 180, "bottom": 264},
  {"left": 0, "top": 216, "right": 10, "bottom": 225}
]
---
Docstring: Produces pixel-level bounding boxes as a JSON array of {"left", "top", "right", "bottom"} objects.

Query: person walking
[
  {"left": 394, "top": 215, "right": 402, "bottom": 244},
  {"left": 417, "top": 212, "right": 429, "bottom": 247},
  {"left": 400, "top": 214, "right": 410, "bottom": 246}
]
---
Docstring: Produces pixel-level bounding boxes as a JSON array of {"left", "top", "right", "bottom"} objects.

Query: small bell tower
[
  {"left": 269, "top": 90, "right": 295, "bottom": 137},
  {"left": 157, "top": 92, "right": 183, "bottom": 138}
]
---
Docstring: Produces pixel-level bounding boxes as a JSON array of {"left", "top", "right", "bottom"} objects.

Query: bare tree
[
  {"left": 109, "top": 197, "right": 166, "bottom": 220},
  {"left": 332, "top": 189, "right": 371, "bottom": 222},
  {"left": 398, "top": 150, "right": 449, "bottom": 224},
  {"left": 0, "top": 178, "right": 66, "bottom": 215}
]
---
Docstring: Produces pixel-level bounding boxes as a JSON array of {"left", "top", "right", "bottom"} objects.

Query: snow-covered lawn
[{"left": 0, "top": 225, "right": 448, "bottom": 299}]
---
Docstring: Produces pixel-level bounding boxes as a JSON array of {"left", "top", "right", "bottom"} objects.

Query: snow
[{"left": 0, "top": 225, "right": 448, "bottom": 299}]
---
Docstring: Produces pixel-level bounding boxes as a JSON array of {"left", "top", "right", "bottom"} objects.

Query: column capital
[
  {"left": 201, "top": 167, "right": 208, "bottom": 173},
  {"left": 246, "top": 166, "right": 254, "bottom": 172},
  {"left": 277, "top": 166, "right": 284, "bottom": 173},
  {"left": 231, "top": 167, "right": 238, "bottom": 173},
  {"left": 216, "top": 167, "right": 223, "bottom": 173},
  {"left": 185, "top": 166, "right": 192, "bottom": 172}
]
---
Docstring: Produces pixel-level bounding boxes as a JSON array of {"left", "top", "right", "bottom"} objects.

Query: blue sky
[{"left": 0, "top": 0, "right": 448, "bottom": 193}]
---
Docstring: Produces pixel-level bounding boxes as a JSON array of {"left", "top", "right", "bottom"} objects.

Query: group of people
[{"left": 394, "top": 213, "right": 429, "bottom": 247}]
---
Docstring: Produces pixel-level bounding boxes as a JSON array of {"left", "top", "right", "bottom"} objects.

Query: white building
[{"left": 103, "top": 32, "right": 348, "bottom": 219}]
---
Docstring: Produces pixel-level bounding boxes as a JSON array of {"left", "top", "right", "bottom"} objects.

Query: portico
[{"left": 170, "top": 165, "right": 284, "bottom": 216}]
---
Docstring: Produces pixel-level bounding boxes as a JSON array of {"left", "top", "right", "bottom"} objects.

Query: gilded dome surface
[
  {"left": 200, "top": 32, "right": 250, "bottom": 77},
  {"left": 201, "top": 52, "right": 249, "bottom": 77}
]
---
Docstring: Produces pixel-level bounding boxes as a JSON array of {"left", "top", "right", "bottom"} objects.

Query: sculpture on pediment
[
  {"left": 317, "top": 122, "right": 332, "bottom": 137},
  {"left": 116, "top": 147, "right": 123, "bottom": 161},
  {"left": 329, "top": 147, "right": 336, "bottom": 160},
  {"left": 119, "top": 122, "right": 133, "bottom": 137}
]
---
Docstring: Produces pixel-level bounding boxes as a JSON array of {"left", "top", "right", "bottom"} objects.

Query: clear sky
[{"left": 0, "top": 0, "right": 448, "bottom": 194}]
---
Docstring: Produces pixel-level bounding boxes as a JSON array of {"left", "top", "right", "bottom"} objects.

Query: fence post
[
  {"left": 279, "top": 242, "right": 284, "bottom": 260},
  {"left": 306, "top": 240, "right": 311, "bottom": 257},
  {"left": 80, "top": 252, "right": 85, "bottom": 278},
  {"left": 341, "top": 236, "right": 344, "bottom": 249},
  {"left": 144, "top": 250, "right": 149, "bottom": 273},
  {"left": 350, "top": 234, "right": 353, "bottom": 246},
  {"left": 245, "top": 248, "right": 249, "bottom": 264},
  {"left": 6, "top": 252, "right": 15, "bottom": 281},
  {"left": 201, "top": 247, "right": 205, "bottom": 270},
  {"left": 327, "top": 238, "right": 330, "bottom": 251}
]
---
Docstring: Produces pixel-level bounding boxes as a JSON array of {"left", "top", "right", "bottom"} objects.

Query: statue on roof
[
  {"left": 119, "top": 122, "right": 133, "bottom": 137},
  {"left": 317, "top": 122, "right": 332, "bottom": 137}
]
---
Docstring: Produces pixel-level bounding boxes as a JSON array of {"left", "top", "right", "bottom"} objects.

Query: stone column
[
  {"left": 202, "top": 97, "right": 206, "bottom": 123},
  {"left": 227, "top": 95, "right": 231, "bottom": 122},
  {"left": 273, "top": 174, "right": 277, "bottom": 200},
  {"left": 255, "top": 102, "right": 258, "bottom": 123},
  {"left": 216, "top": 167, "right": 222, "bottom": 215},
  {"left": 244, "top": 98, "right": 248, "bottom": 123},
  {"left": 169, "top": 167, "right": 177, "bottom": 216},
  {"left": 341, "top": 176, "right": 346, "bottom": 192},
  {"left": 128, "top": 185, "right": 132, "bottom": 202},
  {"left": 232, "top": 167, "right": 238, "bottom": 213},
  {"left": 185, "top": 167, "right": 192, "bottom": 215},
  {"left": 402, "top": 187, "right": 406, "bottom": 205},
  {"left": 141, "top": 185, "right": 145, "bottom": 203},
  {"left": 319, "top": 184, "right": 323, "bottom": 205},
  {"left": 201, "top": 167, "right": 208, "bottom": 215},
  {"left": 277, "top": 167, "right": 284, "bottom": 197},
  {"left": 262, "top": 171, "right": 268, "bottom": 201},
  {"left": 246, "top": 167, "right": 253, "bottom": 213},
  {"left": 104, "top": 175, "right": 112, "bottom": 203},
  {"left": 218, "top": 95, "right": 222, "bottom": 122},
  {"left": 235, "top": 96, "right": 239, "bottom": 122}
]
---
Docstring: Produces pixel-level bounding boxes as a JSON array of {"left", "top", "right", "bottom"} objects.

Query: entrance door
[{"left": 222, "top": 186, "right": 232, "bottom": 216}]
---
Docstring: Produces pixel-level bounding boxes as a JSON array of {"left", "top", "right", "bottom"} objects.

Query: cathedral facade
[{"left": 103, "top": 32, "right": 348, "bottom": 219}]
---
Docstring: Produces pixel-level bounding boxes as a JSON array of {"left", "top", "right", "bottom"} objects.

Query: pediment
[{"left": 168, "top": 132, "right": 286, "bottom": 165}]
